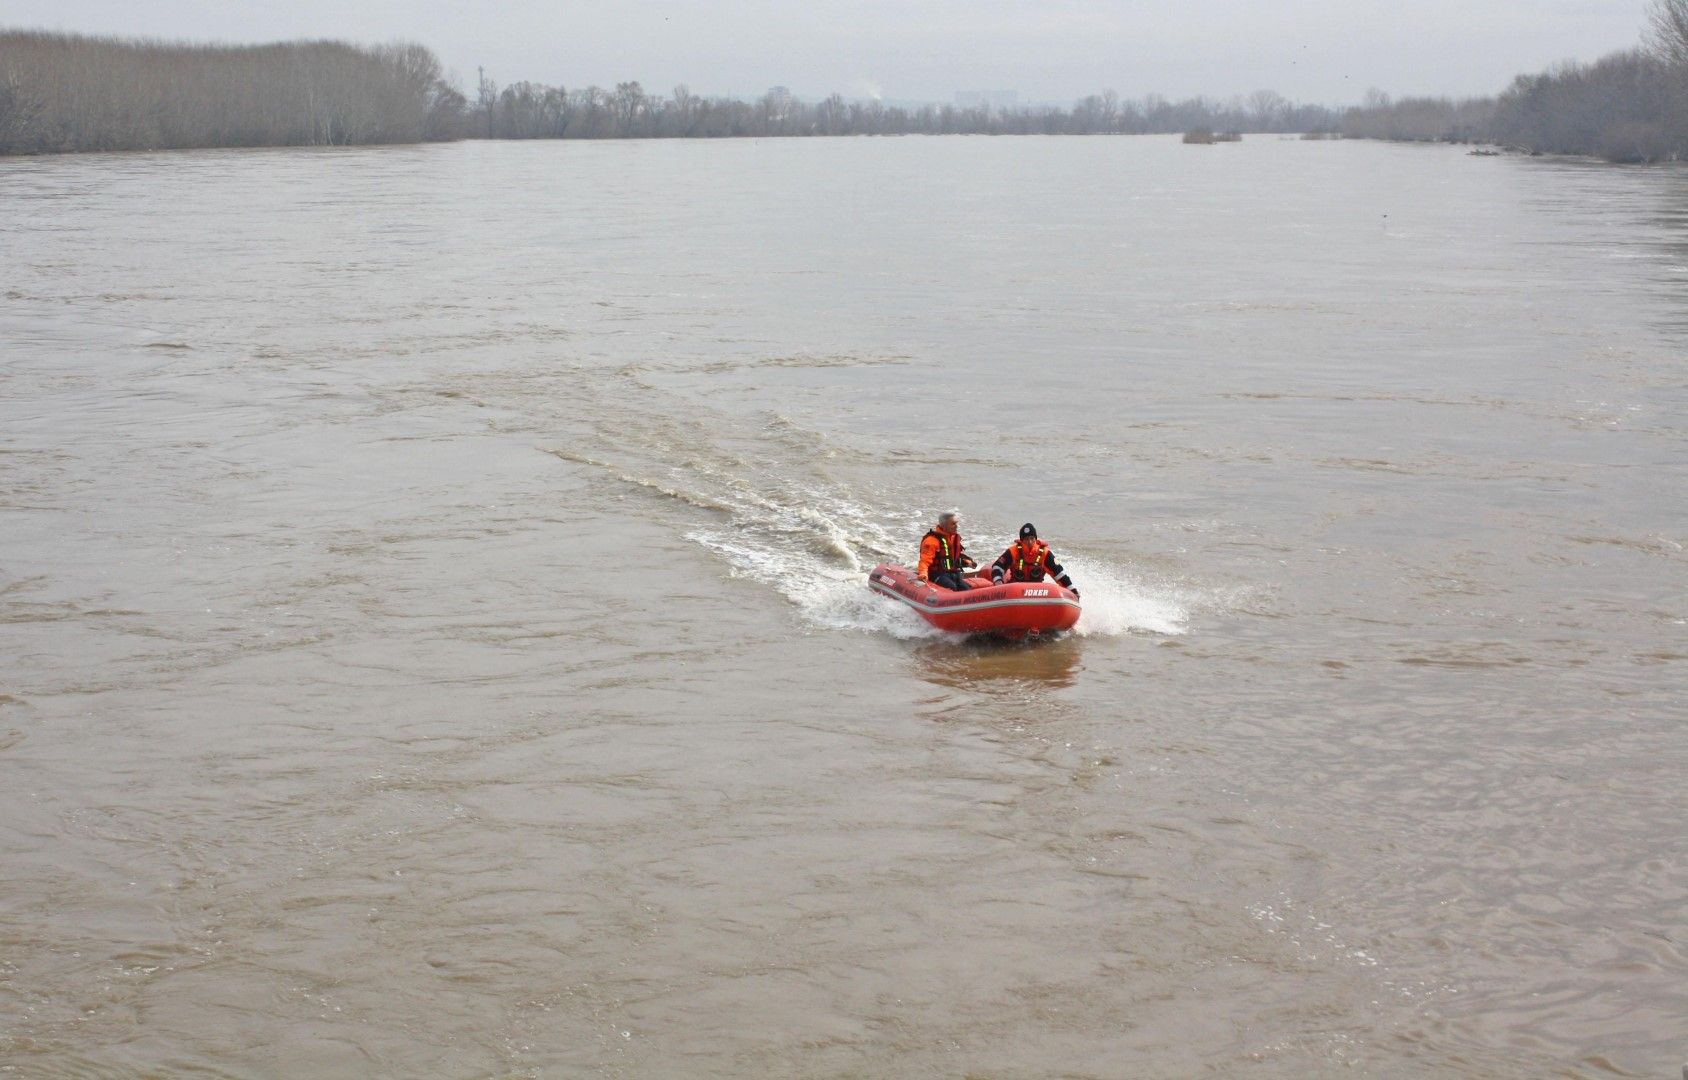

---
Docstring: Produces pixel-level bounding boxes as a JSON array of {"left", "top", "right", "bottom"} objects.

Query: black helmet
[{"left": 1019, "top": 522, "right": 1037, "bottom": 539}]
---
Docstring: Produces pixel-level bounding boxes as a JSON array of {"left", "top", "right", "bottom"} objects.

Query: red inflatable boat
[{"left": 867, "top": 563, "right": 1081, "bottom": 636}]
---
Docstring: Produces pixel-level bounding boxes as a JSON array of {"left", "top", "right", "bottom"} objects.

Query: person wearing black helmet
[{"left": 990, "top": 523, "right": 1078, "bottom": 598}]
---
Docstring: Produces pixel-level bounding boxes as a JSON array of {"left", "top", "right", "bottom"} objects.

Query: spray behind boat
[{"left": 537, "top": 381, "right": 1189, "bottom": 638}]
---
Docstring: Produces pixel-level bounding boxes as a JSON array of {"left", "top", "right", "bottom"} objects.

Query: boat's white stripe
[{"left": 869, "top": 581, "right": 1080, "bottom": 614}]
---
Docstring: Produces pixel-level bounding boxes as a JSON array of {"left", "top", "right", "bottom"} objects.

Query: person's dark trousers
[{"left": 933, "top": 571, "right": 970, "bottom": 591}]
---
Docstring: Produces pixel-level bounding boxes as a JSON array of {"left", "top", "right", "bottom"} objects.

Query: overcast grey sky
[{"left": 0, "top": 0, "right": 1656, "bottom": 104}]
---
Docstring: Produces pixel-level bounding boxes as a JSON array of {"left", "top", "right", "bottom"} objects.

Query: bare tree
[
  {"left": 576, "top": 85, "right": 611, "bottom": 137},
  {"left": 816, "top": 92, "right": 845, "bottom": 136},
  {"left": 611, "top": 81, "right": 647, "bottom": 136},
  {"left": 1343, "top": 44, "right": 1687, "bottom": 162},
  {"left": 1651, "top": 0, "right": 1688, "bottom": 66},
  {"left": 758, "top": 86, "right": 792, "bottom": 135},
  {"left": 1248, "top": 89, "right": 1288, "bottom": 128},
  {"left": 668, "top": 84, "right": 696, "bottom": 136},
  {"left": 0, "top": 31, "right": 467, "bottom": 154},
  {"left": 476, "top": 67, "right": 497, "bottom": 137},
  {"left": 0, "top": 69, "right": 41, "bottom": 151}
]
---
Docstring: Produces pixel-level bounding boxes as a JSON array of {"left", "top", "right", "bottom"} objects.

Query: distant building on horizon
[{"left": 954, "top": 90, "right": 1019, "bottom": 111}]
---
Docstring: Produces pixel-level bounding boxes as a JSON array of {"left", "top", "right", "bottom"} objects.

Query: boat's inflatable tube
[{"left": 868, "top": 563, "right": 1081, "bottom": 636}]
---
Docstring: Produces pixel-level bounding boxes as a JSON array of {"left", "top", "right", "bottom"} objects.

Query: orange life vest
[
  {"left": 923, "top": 528, "right": 962, "bottom": 575},
  {"left": 1006, "top": 539, "right": 1050, "bottom": 582}
]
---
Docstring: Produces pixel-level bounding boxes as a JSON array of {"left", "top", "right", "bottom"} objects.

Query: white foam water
[
  {"left": 687, "top": 527, "right": 939, "bottom": 639},
  {"left": 689, "top": 526, "right": 1192, "bottom": 639},
  {"left": 1058, "top": 557, "right": 1191, "bottom": 637},
  {"left": 545, "top": 402, "right": 1197, "bottom": 639}
]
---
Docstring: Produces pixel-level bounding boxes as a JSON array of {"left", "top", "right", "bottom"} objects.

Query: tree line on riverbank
[
  {"left": 3, "top": 2, "right": 1686, "bottom": 160},
  {"left": 471, "top": 81, "right": 1338, "bottom": 139},
  {"left": 0, "top": 32, "right": 464, "bottom": 153},
  {"left": 1340, "top": 0, "right": 1688, "bottom": 162},
  {"left": 0, "top": 30, "right": 1337, "bottom": 152}
]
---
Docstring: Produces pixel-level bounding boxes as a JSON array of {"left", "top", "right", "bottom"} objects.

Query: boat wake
[
  {"left": 690, "top": 527, "right": 1192, "bottom": 638},
  {"left": 1057, "top": 558, "right": 1190, "bottom": 637},
  {"left": 539, "top": 396, "right": 1196, "bottom": 639}
]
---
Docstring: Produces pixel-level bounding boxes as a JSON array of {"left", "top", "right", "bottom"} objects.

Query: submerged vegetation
[
  {"left": 1341, "top": 50, "right": 1687, "bottom": 162},
  {"left": 2, "top": 1, "right": 1685, "bottom": 161},
  {"left": 0, "top": 31, "right": 1334, "bottom": 152},
  {"left": 471, "top": 83, "right": 1332, "bottom": 139},
  {"left": 1341, "top": 0, "right": 1688, "bottom": 162},
  {"left": 0, "top": 32, "right": 464, "bottom": 153}
]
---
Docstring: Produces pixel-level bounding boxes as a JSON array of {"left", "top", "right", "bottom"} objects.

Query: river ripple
[{"left": 1, "top": 136, "right": 1684, "bottom": 1077}]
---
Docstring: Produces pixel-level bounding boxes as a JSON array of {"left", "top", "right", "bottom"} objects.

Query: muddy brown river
[{"left": 2, "top": 136, "right": 1685, "bottom": 1077}]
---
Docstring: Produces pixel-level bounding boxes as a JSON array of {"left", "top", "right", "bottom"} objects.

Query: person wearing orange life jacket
[
  {"left": 991, "top": 523, "right": 1079, "bottom": 598},
  {"left": 916, "top": 510, "right": 977, "bottom": 591}
]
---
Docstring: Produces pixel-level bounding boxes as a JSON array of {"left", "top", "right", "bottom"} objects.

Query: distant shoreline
[
  {"left": 0, "top": 31, "right": 1339, "bottom": 156},
  {"left": 4, "top": 17, "right": 1684, "bottom": 163}
]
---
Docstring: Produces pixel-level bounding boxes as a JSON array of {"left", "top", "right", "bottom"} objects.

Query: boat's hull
[{"left": 867, "top": 563, "right": 1081, "bottom": 636}]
